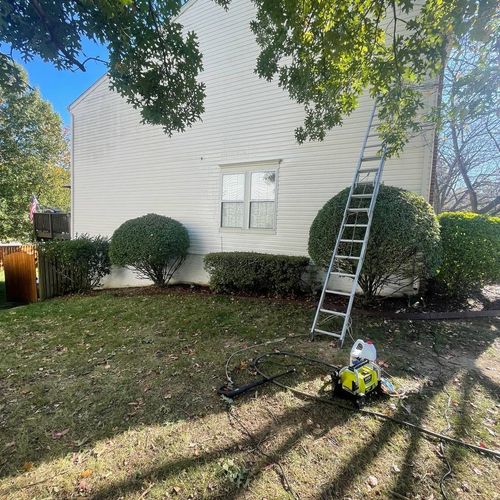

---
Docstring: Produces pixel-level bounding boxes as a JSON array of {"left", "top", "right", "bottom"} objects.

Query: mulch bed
[{"left": 95, "top": 282, "right": 500, "bottom": 321}]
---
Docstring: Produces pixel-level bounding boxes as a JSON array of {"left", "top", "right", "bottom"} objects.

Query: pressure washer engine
[{"left": 331, "top": 339, "right": 382, "bottom": 407}]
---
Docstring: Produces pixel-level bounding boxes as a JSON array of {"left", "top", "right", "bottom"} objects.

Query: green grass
[{"left": 0, "top": 289, "right": 498, "bottom": 499}]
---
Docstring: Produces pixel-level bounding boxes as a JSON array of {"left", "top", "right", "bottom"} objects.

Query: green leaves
[
  {"left": 204, "top": 252, "right": 310, "bottom": 295},
  {"left": 1, "top": 0, "right": 496, "bottom": 151},
  {"left": 437, "top": 212, "right": 500, "bottom": 296},
  {"left": 308, "top": 185, "right": 441, "bottom": 300},
  {"left": 0, "top": 65, "right": 69, "bottom": 241},
  {"left": 109, "top": 213, "right": 190, "bottom": 286},
  {"left": 250, "top": 0, "right": 497, "bottom": 155}
]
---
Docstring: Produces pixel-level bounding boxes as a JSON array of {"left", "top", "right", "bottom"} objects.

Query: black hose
[{"left": 250, "top": 351, "right": 500, "bottom": 460}]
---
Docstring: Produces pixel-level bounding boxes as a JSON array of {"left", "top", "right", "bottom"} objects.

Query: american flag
[{"left": 29, "top": 195, "right": 39, "bottom": 222}]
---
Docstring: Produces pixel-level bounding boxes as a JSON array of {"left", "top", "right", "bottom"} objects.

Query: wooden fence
[
  {"left": 38, "top": 253, "right": 88, "bottom": 300},
  {"left": 3, "top": 252, "right": 37, "bottom": 303},
  {"left": 34, "top": 213, "right": 70, "bottom": 240},
  {"left": 0, "top": 244, "right": 37, "bottom": 269}
]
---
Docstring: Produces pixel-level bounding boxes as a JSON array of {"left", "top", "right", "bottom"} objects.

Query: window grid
[{"left": 220, "top": 169, "right": 277, "bottom": 230}]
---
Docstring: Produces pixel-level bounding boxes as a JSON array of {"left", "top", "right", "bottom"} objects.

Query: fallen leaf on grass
[
  {"left": 52, "top": 428, "right": 69, "bottom": 439},
  {"left": 80, "top": 469, "right": 93, "bottom": 478},
  {"left": 77, "top": 479, "right": 92, "bottom": 493},
  {"left": 22, "top": 462, "right": 33, "bottom": 472}
]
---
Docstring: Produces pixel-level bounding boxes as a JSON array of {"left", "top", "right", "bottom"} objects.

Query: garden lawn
[{"left": 0, "top": 289, "right": 498, "bottom": 499}]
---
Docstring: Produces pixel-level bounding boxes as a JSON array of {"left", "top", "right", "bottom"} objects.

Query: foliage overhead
[
  {"left": 250, "top": 0, "right": 497, "bottom": 155},
  {"left": 38, "top": 235, "right": 111, "bottom": 294},
  {"left": 0, "top": 0, "right": 496, "bottom": 152},
  {"left": 204, "top": 251, "right": 309, "bottom": 295},
  {"left": 308, "top": 185, "right": 441, "bottom": 300},
  {"left": 0, "top": 65, "right": 69, "bottom": 242},
  {"left": 436, "top": 212, "right": 500, "bottom": 296},
  {"left": 109, "top": 213, "right": 190, "bottom": 286},
  {"left": 0, "top": 0, "right": 229, "bottom": 135}
]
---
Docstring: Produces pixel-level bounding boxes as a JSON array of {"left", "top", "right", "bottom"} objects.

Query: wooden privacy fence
[
  {"left": 38, "top": 253, "right": 89, "bottom": 300},
  {"left": 0, "top": 244, "right": 37, "bottom": 268},
  {"left": 3, "top": 252, "right": 37, "bottom": 303}
]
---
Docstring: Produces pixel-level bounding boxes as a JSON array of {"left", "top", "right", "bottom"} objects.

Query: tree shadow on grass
[
  {"left": 317, "top": 320, "right": 499, "bottom": 499},
  {"left": 0, "top": 295, "right": 497, "bottom": 499}
]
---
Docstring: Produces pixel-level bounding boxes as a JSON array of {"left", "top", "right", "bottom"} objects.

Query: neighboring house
[{"left": 70, "top": 0, "right": 439, "bottom": 288}]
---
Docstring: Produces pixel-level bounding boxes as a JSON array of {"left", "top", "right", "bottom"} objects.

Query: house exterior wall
[{"left": 70, "top": 0, "right": 439, "bottom": 288}]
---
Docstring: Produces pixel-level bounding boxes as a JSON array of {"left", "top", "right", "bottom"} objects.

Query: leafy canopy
[
  {"left": 0, "top": 65, "right": 69, "bottom": 241},
  {"left": 1, "top": 0, "right": 496, "bottom": 152}
]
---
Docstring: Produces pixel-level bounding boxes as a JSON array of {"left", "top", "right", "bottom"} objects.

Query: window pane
[
  {"left": 251, "top": 171, "right": 275, "bottom": 200},
  {"left": 250, "top": 201, "right": 275, "bottom": 229},
  {"left": 222, "top": 174, "right": 245, "bottom": 201},
  {"left": 222, "top": 202, "right": 244, "bottom": 228}
]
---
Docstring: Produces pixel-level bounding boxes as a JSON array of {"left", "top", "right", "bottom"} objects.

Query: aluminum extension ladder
[{"left": 310, "top": 103, "right": 386, "bottom": 346}]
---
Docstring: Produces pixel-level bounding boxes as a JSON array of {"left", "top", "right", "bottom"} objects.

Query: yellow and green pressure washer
[{"left": 331, "top": 339, "right": 383, "bottom": 407}]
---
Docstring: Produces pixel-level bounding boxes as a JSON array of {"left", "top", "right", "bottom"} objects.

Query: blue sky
[{"left": 12, "top": 39, "right": 109, "bottom": 127}]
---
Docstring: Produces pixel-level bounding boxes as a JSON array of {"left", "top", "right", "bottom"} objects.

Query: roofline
[
  {"left": 68, "top": 72, "right": 108, "bottom": 113},
  {"left": 68, "top": 0, "right": 199, "bottom": 113}
]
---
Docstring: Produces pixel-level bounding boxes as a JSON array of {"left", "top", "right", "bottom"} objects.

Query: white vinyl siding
[{"left": 70, "top": 0, "right": 438, "bottom": 286}]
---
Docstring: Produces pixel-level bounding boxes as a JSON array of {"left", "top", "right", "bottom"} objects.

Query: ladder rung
[
  {"left": 313, "top": 328, "right": 341, "bottom": 338},
  {"left": 352, "top": 194, "right": 373, "bottom": 198},
  {"left": 325, "top": 290, "right": 351, "bottom": 296},
  {"left": 348, "top": 208, "right": 369, "bottom": 213},
  {"left": 319, "top": 309, "right": 346, "bottom": 317},
  {"left": 365, "top": 143, "right": 383, "bottom": 149},
  {"left": 330, "top": 272, "right": 356, "bottom": 278},
  {"left": 361, "top": 156, "right": 381, "bottom": 162},
  {"left": 344, "top": 224, "right": 368, "bottom": 227},
  {"left": 367, "top": 134, "right": 379, "bottom": 138},
  {"left": 336, "top": 255, "right": 360, "bottom": 260},
  {"left": 358, "top": 167, "right": 379, "bottom": 173},
  {"left": 340, "top": 239, "right": 364, "bottom": 243}
]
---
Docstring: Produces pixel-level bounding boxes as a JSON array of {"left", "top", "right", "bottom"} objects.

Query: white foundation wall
[{"left": 71, "top": 0, "right": 438, "bottom": 288}]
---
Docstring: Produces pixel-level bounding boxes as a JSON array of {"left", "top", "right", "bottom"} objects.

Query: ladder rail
[
  {"left": 310, "top": 104, "right": 378, "bottom": 339},
  {"left": 311, "top": 102, "right": 385, "bottom": 346},
  {"left": 339, "top": 150, "right": 386, "bottom": 342}
]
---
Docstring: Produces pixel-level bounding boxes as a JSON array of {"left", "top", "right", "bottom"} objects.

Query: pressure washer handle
[{"left": 218, "top": 368, "right": 296, "bottom": 398}]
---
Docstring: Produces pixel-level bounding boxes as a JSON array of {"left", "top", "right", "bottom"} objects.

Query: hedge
[
  {"left": 109, "top": 213, "right": 189, "bottom": 287},
  {"left": 204, "top": 252, "right": 310, "bottom": 295},
  {"left": 37, "top": 234, "right": 110, "bottom": 293},
  {"left": 436, "top": 212, "right": 500, "bottom": 296},
  {"left": 308, "top": 185, "right": 441, "bottom": 300}
]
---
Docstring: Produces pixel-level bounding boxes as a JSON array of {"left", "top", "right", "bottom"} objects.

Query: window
[
  {"left": 220, "top": 167, "right": 277, "bottom": 230},
  {"left": 221, "top": 173, "right": 245, "bottom": 228},
  {"left": 250, "top": 172, "right": 276, "bottom": 229}
]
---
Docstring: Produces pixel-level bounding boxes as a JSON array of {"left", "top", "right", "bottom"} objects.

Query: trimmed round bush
[
  {"left": 109, "top": 213, "right": 189, "bottom": 286},
  {"left": 436, "top": 212, "right": 500, "bottom": 296},
  {"left": 308, "top": 185, "right": 441, "bottom": 300}
]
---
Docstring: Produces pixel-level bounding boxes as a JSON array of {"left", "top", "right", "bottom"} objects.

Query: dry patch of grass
[{"left": 0, "top": 290, "right": 498, "bottom": 499}]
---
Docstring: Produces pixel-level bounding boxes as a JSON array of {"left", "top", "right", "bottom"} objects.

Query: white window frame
[{"left": 219, "top": 160, "right": 280, "bottom": 233}]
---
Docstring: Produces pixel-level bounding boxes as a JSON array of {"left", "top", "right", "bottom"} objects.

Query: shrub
[
  {"left": 308, "top": 185, "right": 441, "bottom": 300},
  {"left": 38, "top": 235, "right": 110, "bottom": 293},
  {"left": 436, "top": 212, "right": 500, "bottom": 296},
  {"left": 204, "top": 252, "right": 310, "bottom": 295},
  {"left": 109, "top": 213, "right": 189, "bottom": 286}
]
